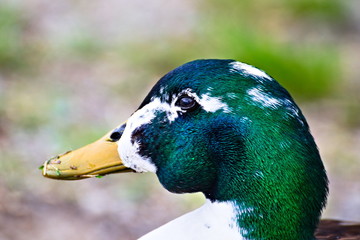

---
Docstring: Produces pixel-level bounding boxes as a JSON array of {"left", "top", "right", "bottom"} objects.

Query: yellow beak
[{"left": 41, "top": 124, "right": 133, "bottom": 180}]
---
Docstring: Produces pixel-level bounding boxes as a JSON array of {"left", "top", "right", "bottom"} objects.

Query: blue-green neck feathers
[{"left": 133, "top": 59, "right": 328, "bottom": 239}]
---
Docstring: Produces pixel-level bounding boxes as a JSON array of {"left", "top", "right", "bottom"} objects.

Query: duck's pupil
[{"left": 177, "top": 96, "right": 196, "bottom": 110}]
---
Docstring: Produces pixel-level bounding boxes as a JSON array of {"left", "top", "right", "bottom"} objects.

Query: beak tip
[{"left": 41, "top": 124, "right": 130, "bottom": 181}]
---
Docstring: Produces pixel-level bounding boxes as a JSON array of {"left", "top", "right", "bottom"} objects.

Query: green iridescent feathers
[{"left": 136, "top": 59, "right": 328, "bottom": 239}]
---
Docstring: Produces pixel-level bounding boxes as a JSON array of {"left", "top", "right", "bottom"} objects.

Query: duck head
[{"left": 42, "top": 59, "right": 328, "bottom": 239}]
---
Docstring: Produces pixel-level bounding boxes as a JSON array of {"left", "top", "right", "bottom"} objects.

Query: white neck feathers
[{"left": 139, "top": 200, "right": 244, "bottom": 240}]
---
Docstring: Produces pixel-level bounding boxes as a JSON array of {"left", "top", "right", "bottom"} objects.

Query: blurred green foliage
[
  {"left": 0, "top": 4, "right": 34, "bottom": 72},
  {"left": 121, "top": 0, "right": 346, "bottom": 100},
  {"left": 63, "top": 33, "right": 104, "bottom": 60},
  {"left": 200, "top": 0, "right": 346, "bottom": 100},
  {"left": 284, "top": 0, "right": 346, "bottom": 20},
  {"left": 0, "top": 0, "right": 347, "bottom": 100},
  {"left": 200, "top": 22, "right": 341, "bottom": 100}
]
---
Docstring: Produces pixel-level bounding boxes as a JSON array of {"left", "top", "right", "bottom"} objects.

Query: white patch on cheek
[
  {"left": 117, "top": 89, "right": 232, "bottom": 173},
  {"left": 118, "top": 128, "right": 157, "bottom": 173},
  {"left": 118, "top": 139, "right": 157, "bottom": 173},
  {"left": 118, "top": 98, "right": 175, "bottom": 173}
]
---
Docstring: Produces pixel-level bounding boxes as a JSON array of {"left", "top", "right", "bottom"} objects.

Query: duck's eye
[{"left": 175, "top": 95, "right": 198, "bottom": 111}]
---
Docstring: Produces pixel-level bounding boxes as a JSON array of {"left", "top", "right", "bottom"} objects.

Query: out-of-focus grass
[
  {"left": 120, "top": 0, "right": 346, "bottom": 100},
  {"left": 0, "top": 4, "right": 40, "bottom": 73},
  {"left": 60, "top": 33, "right": 105, "bottom": 61},
  {"left": 198, "top": 24, "right": 340, "bottom": 100},
  {"left": 284, "top": 0, "right": 346, "bottom": 20}
]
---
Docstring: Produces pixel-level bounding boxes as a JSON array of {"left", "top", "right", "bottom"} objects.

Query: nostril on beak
[
  {"left": 110, "top": 131, "right": 121, "bottom": 141},
  {"left": 109, "top": 124, "right": 126, "bottom": 142}
]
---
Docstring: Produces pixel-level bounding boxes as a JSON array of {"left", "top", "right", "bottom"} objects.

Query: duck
[{"left": 41, "top": 59, "right": 360, "bottom": 239}]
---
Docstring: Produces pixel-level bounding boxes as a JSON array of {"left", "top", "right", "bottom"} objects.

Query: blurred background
[{"left": 0, "top": 0, "right": 359, "bottom": 239}]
